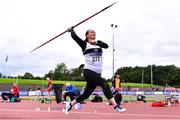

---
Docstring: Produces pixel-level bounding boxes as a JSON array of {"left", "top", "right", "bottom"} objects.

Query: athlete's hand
[
  {"left": 67, "top": 27, "right": 73, "bottom": 32},
  {"left": 62, "top": 91, "right": 67, "bottom": 96}
]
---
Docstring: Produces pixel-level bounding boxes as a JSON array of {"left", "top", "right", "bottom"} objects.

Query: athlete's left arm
[{"left": 96, "top": 40, "right": 109, "bottom": 49}]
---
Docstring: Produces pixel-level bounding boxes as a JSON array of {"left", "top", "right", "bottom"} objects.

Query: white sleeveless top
[{"left": 83, "top": 43, "right": 103, "bottom": 74}]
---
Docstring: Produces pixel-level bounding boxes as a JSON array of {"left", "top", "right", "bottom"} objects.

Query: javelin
[{"left": 29, "top": 2, "right": 117, "bottom": 53}]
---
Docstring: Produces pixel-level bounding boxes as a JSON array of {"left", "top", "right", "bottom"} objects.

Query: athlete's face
[
  {"left": 116, "top": 75, "right": 120, "bottom": 79},
  {"left": 86, "top": 29, "right": 96, "bottom": 44}
]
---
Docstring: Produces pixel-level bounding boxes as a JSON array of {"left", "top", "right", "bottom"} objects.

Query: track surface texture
[{"left": 0, "top": 101, "right": 180, "bottom": 119}]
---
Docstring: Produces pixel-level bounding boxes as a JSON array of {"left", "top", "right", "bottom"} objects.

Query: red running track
[{"left": 0, "top": 101, "right": 180, "bottom": 119}]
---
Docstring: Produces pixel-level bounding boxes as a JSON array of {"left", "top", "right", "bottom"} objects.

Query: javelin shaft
[
  {"left": 30, "top": 2, "right": 117, "bottom": 53},
  {"left": 29, "top": 30, "right": 67, "bottom": 53},
  {"left": 73, "top": 2, "right": 117, "bottom": 28}
]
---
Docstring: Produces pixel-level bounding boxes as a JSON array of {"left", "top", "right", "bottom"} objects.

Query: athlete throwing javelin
[{"left": 66, "top": 27, "right": 126, "bottom": 112}]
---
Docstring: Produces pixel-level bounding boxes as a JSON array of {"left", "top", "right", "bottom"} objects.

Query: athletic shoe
[{"left": 114, "top": 105, "right": 126, "bottom": 112}]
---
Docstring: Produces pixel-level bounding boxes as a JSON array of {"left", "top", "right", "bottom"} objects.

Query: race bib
[{"left": 91, "top": 56, "right": 102, "bottom": 62}]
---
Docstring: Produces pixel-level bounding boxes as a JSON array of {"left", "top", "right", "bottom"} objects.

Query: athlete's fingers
[{"left": 67, "top": 27, "right": 73, "bottom": 32}]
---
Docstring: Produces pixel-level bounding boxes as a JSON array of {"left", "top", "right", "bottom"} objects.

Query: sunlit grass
[{"left": 0, "top": 78, "right": 161, "bottom": 88}]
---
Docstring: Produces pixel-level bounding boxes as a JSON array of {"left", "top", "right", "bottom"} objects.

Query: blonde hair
[{"left": 66, "top": 82, "right": 71, "bottom": 87}]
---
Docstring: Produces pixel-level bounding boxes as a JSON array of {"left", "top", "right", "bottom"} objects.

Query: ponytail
[{"left": 85, "top": 30, "right": 89, "bottom": 42}]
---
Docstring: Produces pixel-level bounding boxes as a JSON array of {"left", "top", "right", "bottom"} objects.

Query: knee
[
  {"left": 100, "top": 80, "right": 109, "bottom": 88},
  {"left": 76, "top": 94, "right": 89, "bottom": 103}
]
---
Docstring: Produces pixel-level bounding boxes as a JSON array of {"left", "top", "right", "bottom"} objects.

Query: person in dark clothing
[
  {"left": 137, "top": 94, "right": 146, "bottom": 103},
  {"left": 65, "top": 27, "right": 126, "bottom": 112},
  {"left": 53, "top": 84, "right": 63, "bottom": 104},
  {"left": 62, "top": 82, "right": 77, "bottom": 101},
  {"left": 2, "top": 93, "right": 14, "bottom": 101},
  {"left": 91, "top": 93, "right": 103, "bottom": 102}
]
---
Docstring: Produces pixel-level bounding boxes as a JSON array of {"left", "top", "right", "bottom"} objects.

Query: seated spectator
[
  {"left": 91, "top": 93, "right": 103, "bottom": 102},
  {"left": 62, "top": 82, "right": 77, "bottom": 101},
  {"left": 137, "top": 94, "right": 146, "bottom": 103},
  {"left": 1, "top": 83, "right": 20, "bottom": 102}
]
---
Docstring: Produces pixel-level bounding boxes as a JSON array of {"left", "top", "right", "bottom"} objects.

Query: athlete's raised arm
[{"left": 68, "top": 28, "right": 86, "bottom": 51}]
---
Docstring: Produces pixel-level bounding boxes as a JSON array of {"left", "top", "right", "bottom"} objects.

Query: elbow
[
  {"left": 105, "top": 44, "right": 109, "bottom": 49},
  {"left": 103, "top": 44, "right": 108, "bottom": 49}
]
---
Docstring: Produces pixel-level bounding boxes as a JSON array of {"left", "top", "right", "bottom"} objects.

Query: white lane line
[{"left": 0, "top": 108, "right": 180, "bottom": 118}]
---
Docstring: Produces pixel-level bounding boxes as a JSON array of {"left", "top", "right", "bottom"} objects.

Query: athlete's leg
[
  {"left": 67, "top": 69, "right": 97, "bottom": 111},
  {"left": 72, "top": 83, "right": 96, "bottom": 104},
  {"left": 97, "top": 77, "right": 126, "bottom": 112}
]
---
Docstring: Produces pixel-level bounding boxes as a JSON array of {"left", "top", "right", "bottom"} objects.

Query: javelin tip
[
  {"left": 104, "top": 1, "right": 117, "bottom": 10},
  {"left": 111, "top": 1, "right": 118, "bottom": 6}
]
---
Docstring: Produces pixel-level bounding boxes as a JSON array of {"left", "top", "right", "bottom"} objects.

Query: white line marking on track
[{"left": 0, "top": 108, "right": 180, "bottom": 118}]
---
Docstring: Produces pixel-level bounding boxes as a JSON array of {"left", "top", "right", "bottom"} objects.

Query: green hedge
[{"left": 0, "top": 78, "right": 162, "bottom": 88}]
